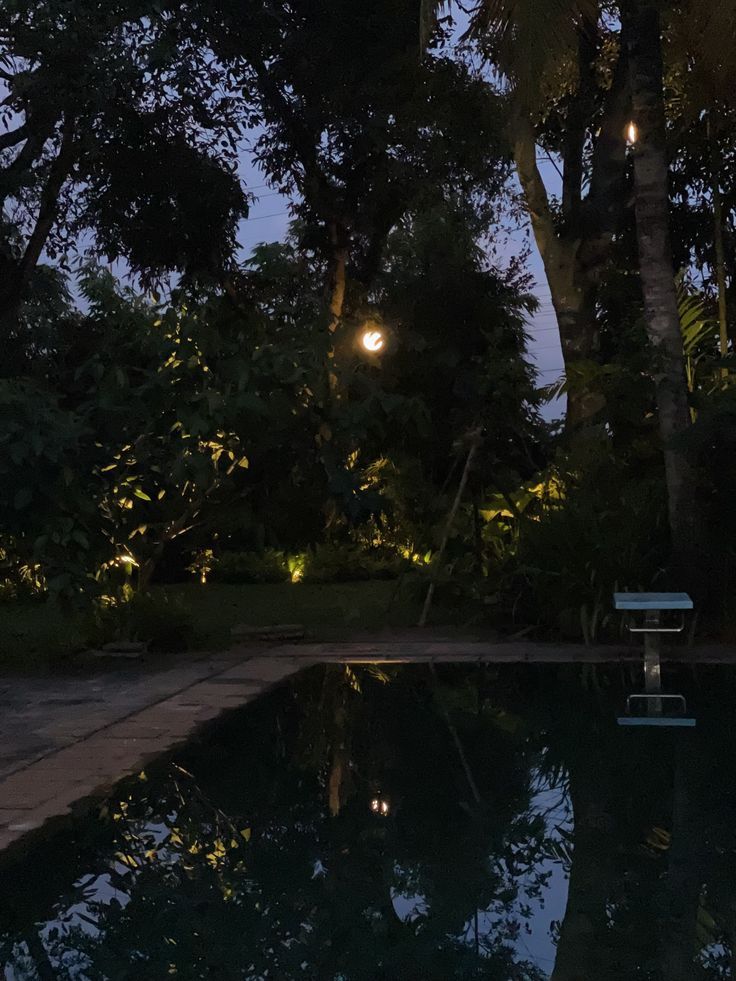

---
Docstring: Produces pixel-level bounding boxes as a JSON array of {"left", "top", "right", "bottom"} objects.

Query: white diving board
[
  {"left": 618, "top": 717, "right": 696, "bottom": 727},
  {"left": 614, "top": 592, "right": 693, "bottom": 611}
]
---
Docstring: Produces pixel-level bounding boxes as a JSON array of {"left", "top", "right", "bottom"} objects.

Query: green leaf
[{"left": 133, "top": 488, "right": 152, "bottom": 501}]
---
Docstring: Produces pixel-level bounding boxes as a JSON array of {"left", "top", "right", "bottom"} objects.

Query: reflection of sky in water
[
  {"left": 513, "top": 781, "right": 571, "bottom": 975},
  {"left": 389, "top": 773, "right": 572, "bottom": 978}
]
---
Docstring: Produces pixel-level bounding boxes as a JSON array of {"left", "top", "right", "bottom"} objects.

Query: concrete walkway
[
  {"left": 1, "top": 637, "right": 733, "bottom": 861},
  {"left": 0, "top": 646, "right": 306, "bottom": 860}
]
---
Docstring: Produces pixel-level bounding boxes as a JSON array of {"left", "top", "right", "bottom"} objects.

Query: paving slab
[{"left": 0, "top": 644, "right": 296, "bottom": 859}]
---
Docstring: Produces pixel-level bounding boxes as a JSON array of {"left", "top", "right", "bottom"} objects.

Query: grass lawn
[
  {"left": 0, "top": 580, "right": 428, "bottom": 671},
  {"left": 162, "top": 579, "right": 423, "bottom": 647}
]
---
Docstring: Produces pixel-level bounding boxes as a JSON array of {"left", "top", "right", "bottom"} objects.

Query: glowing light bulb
[
  {"left": 361, "top": 329, "right": 385, "bottom": 353},
  {"left": 627, "top": 121, "right": 638, "bottom": 145}
]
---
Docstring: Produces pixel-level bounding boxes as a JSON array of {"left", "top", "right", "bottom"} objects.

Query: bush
[
  {"left": 89, "top": 591, "right": 195, "bottom": 652},
  {"left": 302, "top": 542, "right": 409, "bottom": 583},
  {"left": 210, "top": 549, "right": 289, "bottom": 584},
  {"left": 506, "top": 478, "right": 667, "bottom": 641}
]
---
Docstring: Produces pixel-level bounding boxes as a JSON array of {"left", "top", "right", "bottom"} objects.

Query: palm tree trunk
[{"left": 626, "top": 0, "right": 699, "bottom": 575}]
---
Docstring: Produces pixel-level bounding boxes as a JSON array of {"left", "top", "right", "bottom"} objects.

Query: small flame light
[
  {"left": 626, "top": 121, "right": 638, "bottom": 145},
  {"left": 361, "top": 329, "right": 385, "bottom": 354},
  {"left": 370, "top": 797, "right": 390, "bottom": 817}
]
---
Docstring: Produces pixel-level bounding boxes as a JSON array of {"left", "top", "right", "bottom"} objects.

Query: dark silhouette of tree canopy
[
  {"left": 198, "top": 0, "right": 509, "bottom": 333},
  {"left": 0, "top": 0, "right": 250, "bottom": 369}
]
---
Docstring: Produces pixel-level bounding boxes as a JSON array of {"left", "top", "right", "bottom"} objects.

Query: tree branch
[
  {"left": 250, "top": 58, "right": 335, "bottom": 219},
  {"left": 17, "top": 119, "right": 76, "bottom": 286},
  {"left": 0, "top": 124, "right": 52, "bottom": 194}
]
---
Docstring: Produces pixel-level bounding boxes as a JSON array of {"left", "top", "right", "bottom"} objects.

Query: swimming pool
[{"left": 1, "top": 662, "right": 734, "bottom": 980}]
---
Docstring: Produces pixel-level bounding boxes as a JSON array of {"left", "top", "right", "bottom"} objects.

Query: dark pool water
[{"left": 1, "top": 662, "right": 735, "bottom": 980}]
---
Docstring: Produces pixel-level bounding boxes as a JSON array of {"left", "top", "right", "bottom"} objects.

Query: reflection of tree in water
[
  {"left": 4, "top": 664, "right": 736, "bottom": 980},
  {"left": 0, "top": 665, "right": 555, "bottom": 980},
  {"left": 523, "top": 665, "right": 736, "bottom": 981}
]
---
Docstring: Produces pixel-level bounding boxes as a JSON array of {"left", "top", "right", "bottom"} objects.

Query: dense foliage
[{"left": 2, "top": 0, "right": 736, "bottom": 644}]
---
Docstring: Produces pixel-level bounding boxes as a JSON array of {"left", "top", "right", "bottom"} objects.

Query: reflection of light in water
[
  {"left": 361, "top": 329, "right": 385, "bottom": 353},
  {"left": 370, "top": 796, "right": 390, "bottom": 816}
]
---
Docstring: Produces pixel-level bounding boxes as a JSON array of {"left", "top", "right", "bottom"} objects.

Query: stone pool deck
[{"left": 0, "top": 637, "right": 733, "bottom": 860}]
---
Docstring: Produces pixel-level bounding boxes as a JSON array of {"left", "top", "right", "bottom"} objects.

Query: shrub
[
  {"left": 89, "top": 591, "right": 195, "bottom": 652},
  {"left": 210, "top": 549, "right": 289, "bottom": 584},
  {"left": 506, "top": 478, "right": 667, "bottom": 641},
  {"left": 302, "top": 542, "right": 409, "bottom": 583},
  {"left": 208, "top": 543, "right": 410, "bottom": 586}
]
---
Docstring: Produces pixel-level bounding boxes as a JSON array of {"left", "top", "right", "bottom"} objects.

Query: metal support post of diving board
[
  {"left": 642, "top": 609, "right": 662, "bottom": 715},
  {"left": 613, "top": 592, "right": 696, "bottom": 728}
]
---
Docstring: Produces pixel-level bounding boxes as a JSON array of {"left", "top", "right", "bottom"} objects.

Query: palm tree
[{"left": 424, "top": 0, "right": 702, "bottom": 572}]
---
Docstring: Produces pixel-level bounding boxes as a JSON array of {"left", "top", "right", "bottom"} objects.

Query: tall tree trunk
[
  {"left": 510, "top": 28, "right": 630, "bottom": 429},
  {"left": 626, "top": 0, "right": 699, "bottom": 576},
  {"left": 512, "top": 124, "right": 599, "bottom": 426}
]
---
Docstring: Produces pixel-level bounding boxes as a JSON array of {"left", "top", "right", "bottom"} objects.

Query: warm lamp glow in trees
[{"left": 360, "top": 329, "right": 385, "bottom": 354}]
